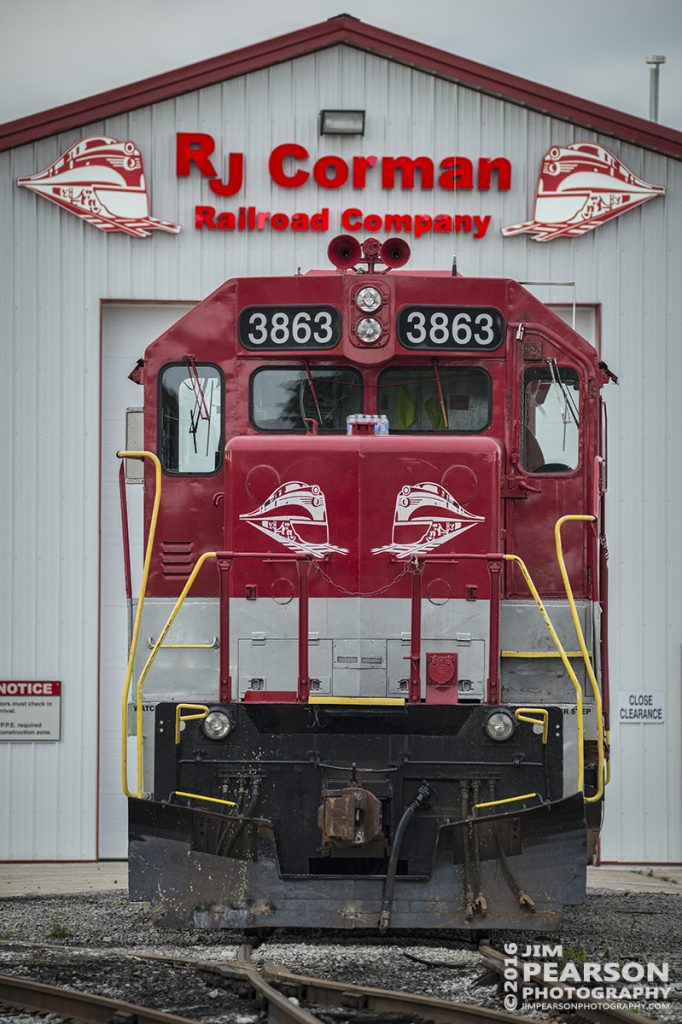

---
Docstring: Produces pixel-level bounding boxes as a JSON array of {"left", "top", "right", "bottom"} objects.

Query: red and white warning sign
[{"left": 0, "top": 681, "right": 62, "bottom": 741}]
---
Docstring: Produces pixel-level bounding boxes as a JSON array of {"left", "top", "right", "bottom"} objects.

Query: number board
[
  {"left": 239, "top": 306, "right": 341, "bottom": 350},
  {"left": 398, "top": 306, "right": 505, "bottom": 351}
]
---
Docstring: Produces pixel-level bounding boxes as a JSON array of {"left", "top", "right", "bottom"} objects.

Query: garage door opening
[{"left": 99, "top": 302, "right": 194, "bottom": 858}]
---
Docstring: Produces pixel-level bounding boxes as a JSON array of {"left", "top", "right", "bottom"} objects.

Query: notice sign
[
  {"left": 0, "top": 681, "right": 61, "bottom": 741},
  {"left": 618, "top": 690, "right": 665, "bottom": 724}
]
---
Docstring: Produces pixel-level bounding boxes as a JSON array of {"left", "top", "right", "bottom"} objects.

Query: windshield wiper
[
  {"left": 432, "top": 360, "right": 449, "bottom": 429},
  {"left": 548, "top": 358, "right": 579, "bottom": 427},
  {"left": 304, "top": 360, "right": 323, "bottom": 428},
  {"left": 184, "top": 355, "right": 210, "bottom": 421}
]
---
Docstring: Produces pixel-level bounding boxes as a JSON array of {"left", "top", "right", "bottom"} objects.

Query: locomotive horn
[
  {"left": 327, "top": 234, "right": 362, "bottom": 270},
  {"left": 380, "top": 236, "right": 411, "bottom": 268}
]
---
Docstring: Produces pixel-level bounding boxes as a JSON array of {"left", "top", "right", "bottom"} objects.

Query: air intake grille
[{"left": 160, "top": 540, "right": 194, "bottom": 578}]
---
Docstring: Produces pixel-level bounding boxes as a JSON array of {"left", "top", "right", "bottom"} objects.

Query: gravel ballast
[{"left": 0, "top": 889, "right": 680, "bottom": 1022}]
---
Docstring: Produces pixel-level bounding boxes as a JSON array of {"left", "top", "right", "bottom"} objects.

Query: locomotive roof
[
  {"left": 2, "top": 14, "right": 682, "bottom": 159},
  {"left": 144, "top": 270, "right": 599, "bottom": 364}
]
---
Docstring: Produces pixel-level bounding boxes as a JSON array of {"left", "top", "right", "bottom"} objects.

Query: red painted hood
[{"left": 225, "top": 435, "right": 501, "bottom": 598}]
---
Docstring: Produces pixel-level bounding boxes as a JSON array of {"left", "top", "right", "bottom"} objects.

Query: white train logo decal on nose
[
  {"left": 17, "top": 136, "right": 181, "bottom": 238},
  {"left": 240, "top": 481, "right": 348, "bottom": 557},
  {"left": 502, "top": 143, "right": 665, "bottom": 242},
  {"left": 372, "top": 482, "right": 484, "bottom": 559},
  {"left": 241, "top": 480, "right": 483, "bottom": 559}
]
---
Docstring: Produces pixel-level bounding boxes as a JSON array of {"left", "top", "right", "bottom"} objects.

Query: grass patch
[
  {"left": 46, "top": 918, "right": 71, "bottom": 940},
  {"left": 562, "top": 944, "right": 589, "bottom": 963}
]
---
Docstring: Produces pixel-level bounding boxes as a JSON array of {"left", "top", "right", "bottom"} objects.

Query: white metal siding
[{"left": 0, "top": 44, "right": 680, "bottom": 860}]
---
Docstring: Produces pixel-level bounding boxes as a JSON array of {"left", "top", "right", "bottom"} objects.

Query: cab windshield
[
  {"left": 376, "top": 366, "right": 491, "bottom": 432},
  {"left": 251, "top": 366, "right": 363, "bottom": 432},
  {"left": 522, "top": 365, "right": 580, "bottom": 472},
  {"left": 159, "top": 363, "right": 223, "bottom": 474}
]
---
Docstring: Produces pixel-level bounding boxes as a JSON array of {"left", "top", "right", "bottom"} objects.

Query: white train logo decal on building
[
  {"left": 502, "top": 143, "right": 665, "bottom": 242},
  {"left": 372, "top": 482, "right": 485, "bottom": 558},
  {"left": 17, "top": 136, "right": 181, "bottom": 238},
  {"left": 240, "top": 482, "right": 349, "bottom": 557}
]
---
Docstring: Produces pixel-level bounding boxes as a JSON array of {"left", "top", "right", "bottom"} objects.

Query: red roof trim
[{"left": 2, "top": 15, "right": 682, "bottom": 158}]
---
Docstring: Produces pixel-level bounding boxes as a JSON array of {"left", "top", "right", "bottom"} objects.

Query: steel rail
[
  {"left": 0, "top": 946, "right": 663, "bottom": 1024},
  {"left": 210, "top": 961, "right": 322, "bottom": 1024},
  {"left": 207, "top": 959, "right": 540, "bottom": 1024},
  {"left": 479, "top": 945, "right": 657, "bottom": 1024},
  {"left": 0, "top": 972, "right": 199, "bottom": 1024}
]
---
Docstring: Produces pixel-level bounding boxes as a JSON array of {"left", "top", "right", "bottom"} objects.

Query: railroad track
[
  {"left": 0, "top": 972, "right": 198, "bottom": 1024},
  {"left": 0, "top": 963, "right": 540, "bottom": 1024},
  {"left": 0, "top": 942, "right": 662, "bottom": 1024},
  {"left": 204, "top": 954, "right": 541, "bottom": 1023}
]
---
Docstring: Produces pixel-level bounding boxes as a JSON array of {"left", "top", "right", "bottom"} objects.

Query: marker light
[
  {"left": 356, "top": 317, "right": 382, "bottom": 343},
  {"left": 203, "top": 710, "right": 232, "bottom": 741},
  {"left": 356, "top": 287, "right": 382, "bottom": 313},
  {"left": 484, "top": 710, "right": 515, "bottom": 742}
]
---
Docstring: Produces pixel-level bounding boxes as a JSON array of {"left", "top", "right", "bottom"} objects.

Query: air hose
[
  {"left": 379, "top": 781, "right": 431, "bottom": 933},
  {"left": 216, "top": 779, "right": 262, "bottom": 857}
]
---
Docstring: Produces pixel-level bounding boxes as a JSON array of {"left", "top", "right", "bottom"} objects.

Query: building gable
[{"left": 2, "top": 15, "right": 682, "bottom": 159}]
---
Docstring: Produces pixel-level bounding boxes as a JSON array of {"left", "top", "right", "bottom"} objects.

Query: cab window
[
  {"left": 522, "top": 366, "right": 579, "bottom": 473},
  {"left": 377, "top": 366, "right": 490, "bottom": 432},
  {"left": 250, "top": 366, "right": 362, "bottom": 432},
  {"left": 159, "top": 363, "right": 223, "bottom": 474}
]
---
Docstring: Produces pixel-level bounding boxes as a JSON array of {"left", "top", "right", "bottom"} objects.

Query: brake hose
[{"left": 379, "top": 781, "right": 431, "bottom": 932}]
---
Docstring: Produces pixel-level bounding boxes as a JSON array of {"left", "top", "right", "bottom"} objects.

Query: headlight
[
  {"left": 484, "top": 710, "right": 515, "bottom": 742},
  {"left": 356, "top": 286, "right": 382, "bottom": 312},
  {"left": 356, "top": 317, "right": 382, "bottom": 343},
  {"left": 203, "top": 710, "right": 232, "bottom": 741}
]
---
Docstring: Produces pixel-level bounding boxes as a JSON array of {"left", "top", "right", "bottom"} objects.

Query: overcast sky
[{"left": 2, "top": 0, "right": 681, "bottom": 131}]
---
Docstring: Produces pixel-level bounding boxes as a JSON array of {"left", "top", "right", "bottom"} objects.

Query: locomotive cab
[{"left": 119, "top": 236, "right": 611, "bottom": 931}]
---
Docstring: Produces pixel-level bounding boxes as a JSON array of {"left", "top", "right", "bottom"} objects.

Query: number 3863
[
  {"left": 240, "top": 306, "right": 340, "bottom": 348},
  {"left": 399, "top": 307, "right": 503, "bottom": 349}
]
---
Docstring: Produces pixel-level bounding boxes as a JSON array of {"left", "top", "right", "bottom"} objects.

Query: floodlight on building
[{"left": 319, "top": 110, "right": 365, "bottom": 135}]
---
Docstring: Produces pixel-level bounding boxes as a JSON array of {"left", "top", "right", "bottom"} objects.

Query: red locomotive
[{"left": 119, "top": 235, "right": 612, "bottom": 931}]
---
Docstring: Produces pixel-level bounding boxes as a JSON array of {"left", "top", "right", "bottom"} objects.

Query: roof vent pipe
[{"left": 646, "top": 55, "right": 666, "bottom": 122}]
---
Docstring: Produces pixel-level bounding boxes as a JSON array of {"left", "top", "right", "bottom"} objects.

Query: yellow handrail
[
  {"left": 175, "top": 703, "right": 210, "bottom": 745},
  {"left": 514, "top": 707, "right": 549, "bottom": 744},
  {"left": 117, "top": 451, "right": 162, "bottom": 799},
  {"left": 501, "top": 650, "right": 586, "bottom": 659},
  {"left": 133, "top": 551, "right": 218, "bottom": 796},
  {"left": 309, "top": 696, "right": 406, "bottom": 706},
  {"left": 555, "top": 515, "right": 606, "bottom": 803},
  {"left": 154, "top": 643, "right": 218, "bottom": 649},
  {"left": 475, "top": 792, "right": 539, "bottom": 810},
  {"left": 173, "top": 790, "right": 237, "bottom": 808},
  {"left": 147, "top": 636, "right": 219, "bottom": 650},
  {"left": 504, "top": 554, "right": 585, "bottom": 793}
]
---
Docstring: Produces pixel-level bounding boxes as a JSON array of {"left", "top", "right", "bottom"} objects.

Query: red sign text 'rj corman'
[
  {"left": 16, "top": 134, "right": 666, "bottom": 243},
  {"left": 175, "top": 134, "right": 512, "bottom": 196}
]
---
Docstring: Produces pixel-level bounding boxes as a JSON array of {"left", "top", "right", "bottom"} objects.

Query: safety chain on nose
[{"left": 311, "top": 556, "right": 421, "bottom": 598}]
